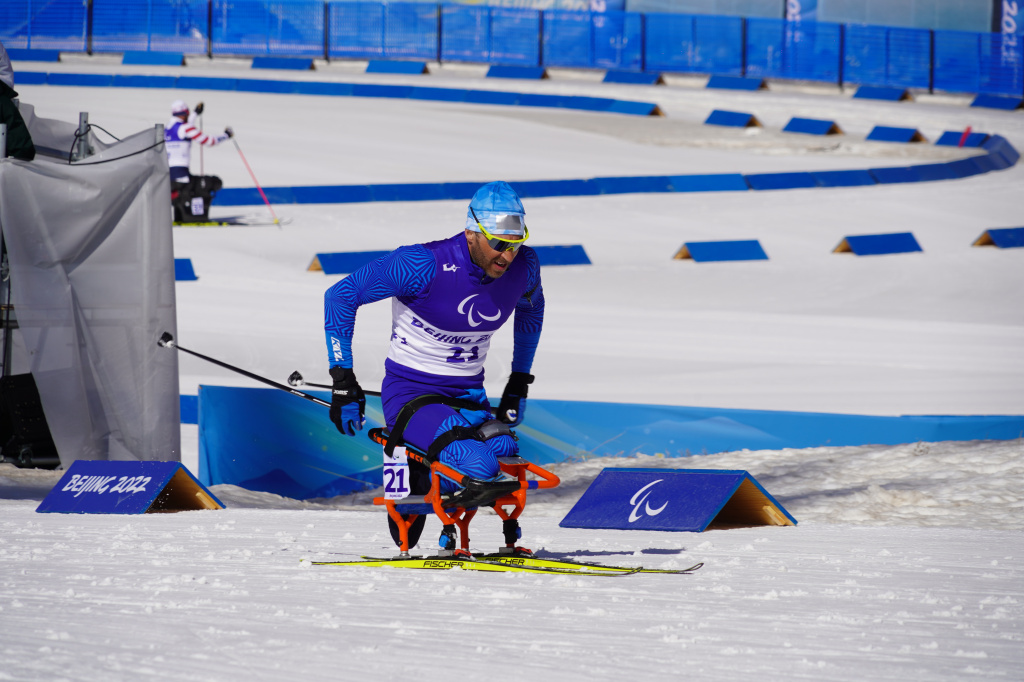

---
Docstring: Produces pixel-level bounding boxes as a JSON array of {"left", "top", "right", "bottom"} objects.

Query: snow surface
[{"left": 3, "top": 56, "right": 1023, "bottom": 680}]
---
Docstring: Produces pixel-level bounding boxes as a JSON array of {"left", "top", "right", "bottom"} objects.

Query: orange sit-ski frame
[{"left": 368, "top": 427, "right": 560, "bottom": 554}]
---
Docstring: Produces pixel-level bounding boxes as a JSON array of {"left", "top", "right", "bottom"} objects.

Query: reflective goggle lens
[{"left": 471, "top": 209, "right": 529, "bottom": 252}]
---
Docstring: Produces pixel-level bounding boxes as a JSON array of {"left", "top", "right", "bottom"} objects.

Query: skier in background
[
  {"left": 164, "top": 99, "right": 232, "bottom": 222},
  {"left": 323, "top": 181, "right": 544, "bottom": 550}
]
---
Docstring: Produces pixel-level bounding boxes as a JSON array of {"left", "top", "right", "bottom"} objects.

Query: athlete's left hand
[{"left": 497, "top": 372, "right": 534, "bottom": 426}]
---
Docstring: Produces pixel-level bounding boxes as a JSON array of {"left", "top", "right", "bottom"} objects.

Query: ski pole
[
  {"left": 158, "top": 332, "right": 330, "bottom": 408},
  {"left": 288, "top": 370, "right": 382, "bottom": 397},
  {"left": 230, "top": 137, "right": 281, "bottom": 226}
]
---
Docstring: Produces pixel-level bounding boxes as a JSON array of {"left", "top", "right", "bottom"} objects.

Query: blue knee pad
[{"left": 433, "top": 413, "right": 518, "bottom": 493}]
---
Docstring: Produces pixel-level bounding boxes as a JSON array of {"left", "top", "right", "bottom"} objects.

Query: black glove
[
  {"left": 329, "top": 367, "right": 365, "bottom": 436},
  {"left": 497, "top": 372, "right": 533, "bottom": 426},
  {"left": 194, "top": 102, "right": 204, "bottom": 115},
  {"left": 224, "top": 126, "right": 234, "bottom": 138}
]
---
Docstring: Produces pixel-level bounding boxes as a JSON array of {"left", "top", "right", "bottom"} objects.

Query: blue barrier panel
[
  {"left": 213, "top": 0, "right": 323, "bottom": 58},
  {"left": 944, "top": 157, "right": 987, "bottom": 178},
  {"left": 518, "top": 93, "right": 567, "bottom": 108},
  {"left": 368, "top": 182, "right": 446, "bottom": 202},
  {"left": 512, "top": 179, "right": 599, "bottom": 198},
  {"left": 441, "top": 4, "right": 489, "bottom": 63},
  {"left": 93, "top": 0, "right": 207, "bottom": 54},
  {"left": 675, "top": 240, "right": 768, "bottom": 262},
  {"left": 47, "top": 73, "right": 114, "bottom": 87},
  {"left": 591, "top": 175, "right": 673, "bottom": 194},
  {"left": 291, "top": 185, "right": 373, "bottom": 203},
  {"left": 6, "top": 48, "right": 61, "bottom": 62},
  {"left": 670, "top": 174, "right": 749, "bottom": 192},
  {"left": 834, "top": 232, "right": 922, "bottom": 255},
  {"left": 934, "top": 30, "right": 981, "bottom": 94},
  {"left": 978, "top": 32, "right": 1024, "bottom": 97},
  {"left": 853, "top": 85, "right": 910, "bottom": 101},
  {"left": 176, "top": 75, "right": 238, "bottom": 90},
  {"left": 235, "top": 78, "right": 301, "bottom": 94},
  {"left": 593, "top": 11, "right": 643, "bottom": 71},
  {"left": 910, "top": 162, "right": 958, "bottom": 181},
  {"left": 113, "top": 74, "right": 177, "bottom": 89},
  {"left": 328, "top": 1, "right": 383, "bottom": 58},
  {"left": 198, "top": 385, "right": 1024, "bottom": 496},
  {"left": 783, "top": 117, "right": 842, "bottom": 135},
  {"left": 174, "top": 258, "right": 198, "bottom": 281},
  {"left": 968, "top": 154, "right": 1000, "bottom": 173},
  {"left": 705, "top": 110, "right": 761, "bottom": 127},
  {"left": 367, "top": 60, "right": 427, "bottom": 74},
  {"left": 605, "top": 100, "right": 663, "bottom": 115},
  {"left": 974, "top": 227, "right": 1024, "bottom": 248},
  {"left": 645, "top": 13, "right": 743, "bottom": 76},
  {"left": 935, "top": 131, "right": 989, "bottom": 147},
  {"left": 747, "top": 17, "right": 841, "bottom": 83},
  {"left": 252, "top": 56, "right": 314, "bottom": 70},
  {"left": 983, "top": 135, "right": 1020, "bottom": 166},
  {"left": 181, "top": 395, "right": 199, "bottom": 425},
  {"left": 464, "top": 89, "right": 520, "bottom": 105},
  {"left": 440, "top": 182, "right": 481, "bottom": 200},
  {"left": 866, "top": 126, "right": 926, "bottom": 142},
  {"left": 531, "top": 245, "right": 591, "bottom": 266},
  {"left": 706, "top": 75, "right": 764, "bottom": 90},
  {"left": 37, "top": 461, "right": 224, "bottom": 514},
  {"left": 408, "top": 86, "right": 468, "bottom": 102},
  {"left": 122, "top": 51, "right": 185, "bottom": 66},
  {"left": 745, "top": 172, "right": 818, "bottom": 190},
  {"left": 487, "top": 65, "right": 547, "bottom": 79},
  {"left": 310, "top": 250, "right": 391, "bottom": 275},
  {"left": 843, "top": 25, "right": 930, "bottom": 89},
  {"left": 971, "top": 93, "right": 1024, "bottom": 109},
  {"left": 810, "top": 169, "right": 876, "bottom": 187},
  {"left": 351, "top": 83, "right": 414, "bottom": 99},
  {"left": 1, "top": 0, "right": 88, "bottom": 51},
  {"left": 543, "top": 10, "right": 592, "bottom": 69},
  {"left": 491, "top": 7, "right": 542, "bottom": 66},
  {"left": 199, "top": 385, "right": 383, "bottom": 498},
  {"left": 868, "top": 166, "right": 922, "bottom": 184},
  {"left": 560, "top": 95, "right": 616, "bottom": 112},
  {"left": 12, "top": 71, "right": 47, "bottom": 85},
  {"left": 559, "top": 468, "right": 796, "bottom": 532},
  {"left": 604, "top": 70, "right": 662, "bottom": 84},
  {"left": 291, "top": 81, "right": 355, "bottom": 97},
  {"left": 382, "top": 3, "right": 439, "bottom": 60}
]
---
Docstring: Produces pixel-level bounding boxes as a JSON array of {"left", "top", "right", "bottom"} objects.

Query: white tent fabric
[{"left": 0, "top": 106, "right": 179, "bottom": 464}]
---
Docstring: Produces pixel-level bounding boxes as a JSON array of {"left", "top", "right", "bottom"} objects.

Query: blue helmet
[{"left": 465, "top": 181, "right": 526, "bottom": 236}]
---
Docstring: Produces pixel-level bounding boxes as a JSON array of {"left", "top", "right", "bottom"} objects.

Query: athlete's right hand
[{"left": 329, "top": 367, "right": 366, "bottom": 436}]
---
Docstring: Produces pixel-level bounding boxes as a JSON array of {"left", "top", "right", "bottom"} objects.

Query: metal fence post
[
  {"left": 0, "top": 123, "right": 7, "bottom": 158},
  {"left": 323, "top": 1, "right": 330, "bottom": 62},
  {"left": 207, "top": 0, "right": 213, "bottom": 59},
  {"left": 87, "top": 0, "right": 94, "bottom": 55},
  {"left": 928, "top": 30, "right": 935, "bottom": 94}
]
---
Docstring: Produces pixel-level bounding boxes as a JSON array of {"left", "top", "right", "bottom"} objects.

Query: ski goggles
[{"left": 469, "top": 208, "right": 529, "bottom": 252}]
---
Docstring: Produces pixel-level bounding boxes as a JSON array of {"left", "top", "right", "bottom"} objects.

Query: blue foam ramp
[
  {"left": 867, "top": 126, "right": 926, "bottom": 143},
  {"left": 605, "top": 100, "right": 663, "bottom": 116},
  {"left": 251, "top": 56, "right": 313, "bottom": 71},
  {"left": 833, "top": 232, "right": 922, "bottom": 255},
  {"left": 531, "top": 245, "right": 591, "bottom": 266},
  {"left": 705, "top": 110, "right": 761, "bottom": 128},
  {"left": 603, "top": 70, "right": 663, "bottom": 85},
  {"left": 367, "top": 60, "right": 427, "bottom": 75},
  {"left": 784, "top": 117, "right": 842, "bottom": 135},
  {"left": 37, "top": 461, "right": 223, "bottom": 514},
  {"left": 559, "top": 469, "right": 796, "bottom": 532},
  {"left": 486, "top": 65, "right": 547, "bottom": 80},
  {"left": 745, "top": 172, "right": 818, "bottom": 190},
  {"left": 810, "top": 170, "right": 876, "bottom": 187},
  {"left": 970, "top": 94, "right": 1023, "bottom": 110},
  {"left": 174, "top": 258, "right": 198, "bottom": 281},
  {"left": 973, "top": 227, "right": 1024, "bottom": 249},
  {"left": 853, "top": 86, "right": 911, "bottom": 102},
  {"left": 935, "top": 131, "right": 989, "bottom": 147},
  {"left": 310, "top": 251, "right": 391, "bottom": 275},
  {"left": 675, "top": 240, "right": 768, "bottom": 262},
  {"left": 706, "top": 75, "right": 765, "bottom": 91},
  {"left": 122, "top": 51, "right": 184, "bottom": 66},
  {"left": 180, "top": 395, "right": 199, "bottom": 425},
  {"left": 6, "top": 48, "right": 61, "bottom": 62}
]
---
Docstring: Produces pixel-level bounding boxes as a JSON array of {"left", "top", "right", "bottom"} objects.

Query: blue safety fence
[{"left": 4, "top": 2, "right": 1023, "bottom": 97}]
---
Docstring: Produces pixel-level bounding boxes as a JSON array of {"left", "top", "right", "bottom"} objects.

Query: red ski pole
[{"left": 231, "top": 136, "right": 281, "bottom": 226}]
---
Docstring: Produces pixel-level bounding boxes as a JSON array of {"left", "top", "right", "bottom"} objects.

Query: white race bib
[{"left": 383, "top": 446, "right": 411, "bottom": 500}]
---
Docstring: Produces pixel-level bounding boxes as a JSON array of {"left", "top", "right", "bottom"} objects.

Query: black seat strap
[{"left": 384, "top": 394, "right": 488, "bottom": 458}]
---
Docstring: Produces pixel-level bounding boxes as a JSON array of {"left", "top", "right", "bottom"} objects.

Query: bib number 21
[{"left": 383, "top": 446, "right": 411, "bottom": 500}]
